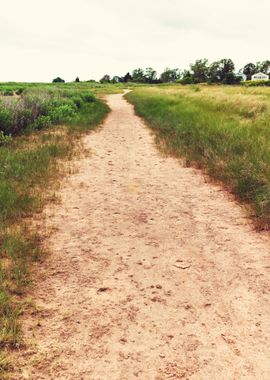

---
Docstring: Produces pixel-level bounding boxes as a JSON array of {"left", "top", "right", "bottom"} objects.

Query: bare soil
[{"left": 15, "top": 93, "right": 270, "bottom": 379}]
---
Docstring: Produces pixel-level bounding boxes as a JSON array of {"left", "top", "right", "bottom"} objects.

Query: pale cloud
[{"left": 0, "top": 0, "right": 269, "bottom": 82}]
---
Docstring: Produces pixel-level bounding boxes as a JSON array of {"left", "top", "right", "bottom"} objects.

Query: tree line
[
  {"left": 52, "top": 59, "right": 270, "bottom": 85},
  {"left": 99, "top": 59, "right": 270, "bottom": 84}
]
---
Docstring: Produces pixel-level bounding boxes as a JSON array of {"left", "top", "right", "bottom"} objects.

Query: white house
[
  {"left": 235, "top": 72, "right": 247, "bottom": 81},
  {"left": 251, "top": 72, "right": 269, "bottom": 81}
]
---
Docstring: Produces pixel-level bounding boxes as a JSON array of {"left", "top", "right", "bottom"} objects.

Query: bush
[
  {"left": 71, "top": 96, "right": 84, "bottom": 109},
  {"left": 80, "top": 92, "right": 95, "bottom": 103},
  {"left": 0, "top": 108, "right": 12, "bottom": 133},
  {"left": 48, "top": 104, "right": 76, "bottom": 123},
  {"left": 15, "top": 88, "right": 24, "bottom": 96},
  {"left": 33, "top": 115, "right": 52, "bottom": 130},
  {"left": 0, "top": 87, "right": 97, "bottom": 135},
  {"left": 52, "top": 77, "right": 65, "bottom": 83},
  {"left": 13, "top": 108, "right": 33, "bottom": 134},
  {"left": 177, "top": 77, "right": 194, "bottom": 85},
  {"left": 3, "top": 90, "right": 13, "bottom": 96},
  {"left": 242, "top": 80, "right": 270, "bottom": 87},
  {"left": 23, "top": 95, "right": 47, "bottom": 119}
]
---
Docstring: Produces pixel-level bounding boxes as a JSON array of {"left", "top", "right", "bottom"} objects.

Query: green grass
[
  {"left": 126, "top": 85, "right": 270, "bottom": 229},
  {"left": 0, "top": 83, "right": 111, "bottom": 374},
  {"left": 0, "top": 81, "right": 126, "bottom": 98}
]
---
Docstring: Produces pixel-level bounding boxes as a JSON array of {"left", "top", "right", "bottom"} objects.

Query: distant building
[
  {"left": 235, "top": 72, "right": 247, "bottom": 81},
  {"left": 251, "top": 72, "right": 269, "bottom": 81}
]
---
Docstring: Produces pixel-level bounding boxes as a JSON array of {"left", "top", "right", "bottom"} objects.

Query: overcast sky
[{"left": 1, "top": 0, "right": 269, "bottom": 82}]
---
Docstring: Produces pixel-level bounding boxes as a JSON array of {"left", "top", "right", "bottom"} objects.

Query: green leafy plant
[{"left": 0, "top": 131, "right": 12, "bottom": 146}]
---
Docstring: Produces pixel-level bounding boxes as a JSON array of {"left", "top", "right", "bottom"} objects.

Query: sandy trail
[{"left": 17, "top": 93, "right": 270, "bottom": 379}]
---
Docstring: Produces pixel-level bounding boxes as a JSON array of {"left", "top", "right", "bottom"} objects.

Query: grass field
[
  {"left": 0, "top": 82, "right": 112, "bottom": 375},
  {"left": 126, "top": 84, "right": 270, "bottom": 229}
]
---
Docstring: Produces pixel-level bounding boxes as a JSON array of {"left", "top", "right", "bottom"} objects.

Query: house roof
[{"left": 252, "top": 72, "right": 268, "bottom": 76}]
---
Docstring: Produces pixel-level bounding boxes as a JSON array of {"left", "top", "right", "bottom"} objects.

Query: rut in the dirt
[{"left": 16, "top": 93, "right": 270, "bottom": 380}]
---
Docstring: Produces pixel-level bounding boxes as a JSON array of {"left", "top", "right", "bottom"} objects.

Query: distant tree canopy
[
  {"left": 111, "top": 76, "right": 121, "bottom": 83},
  {"left": 144, "top": 67, "right": 157, "bottom": 83},
  {"left": 99, "top": 58, "right": 270, "bottom": 85},
  {"left": 75, "top": 76, "right": 80, "bottom": 82},
  {"left": 259, "top": 60, "right": 270, "bottom": 74},
  {"left": 100, "top": 74, "right": 111, "bottom": 83},
  {"left": 52, "top": 77, "right": 65, "bottom": 83},
  {"left": 160, "top": 68, "right": 181, "bottom": 83},
  {"left": 181, "top": 70, "right": 193, "bottom": 84},
  {"left": 243, "top": 63, "right": 256, "bottom": 80},
  {"left": 190, "top": 59, "right": 209, "bottom": 83},
  {"left": 132, "top": 68, "right": 145, "bottom": 83},
  {"left": 208, "top": 59, "right": 235, "bottom": 84},
  {"left": 123, "top": 72, "right": 132, "bottom": 82}
]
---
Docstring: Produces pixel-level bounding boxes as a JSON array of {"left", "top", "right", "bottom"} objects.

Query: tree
[
  {"left": 144, "top": 67, "right": 157, "bottom": 83},
  {"left": 256, "top": 60, "right": 270, "bottom": 75},
  {"left": 208, "top": 59, "right": 235, "bottom": 83},
  {"left": 132, "top": 68, "right": 145, "bottom": 83},
  {"left": 123, "top": 72, "right": 132, "bottom": 83},
  {"left": 208, "top": 61, "right": 221, "bottom": 82},
  {"left": 223, "top": 72, "right": 239, "bottom": 84},
  {"left": 180, "top": 70, "right": 193, "bottom": 84},
  {"left": 52, "top": 77, "right": 65, "bottom": 83},
  {"left": 190, "top": 59, "right": 209, "bottom": 83},
  {"left": 160, "top": 68, "right": 181, "bottom": 83},
  {"left": 243, "top": 63, "right": 256, "bottom": 80},
  {"left": 75, "top": 76, "right": 80, "bottom": 82},
  {"left": 100, "top": 74, "right": 111, "bottom": 83},
  {"left": 111, "top": 76, "right": 122, "bottom": 83},
  {"left": 219, "top": 59, "right": 235, "bottom": 83}
]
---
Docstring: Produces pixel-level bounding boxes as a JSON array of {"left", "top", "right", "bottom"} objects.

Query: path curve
[{"left": 18, "top": 93, "right": 270, "bottom": 379}]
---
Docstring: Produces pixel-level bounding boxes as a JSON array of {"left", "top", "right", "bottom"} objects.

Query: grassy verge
[
  {"left": 0, "top": 87, "right": 109, "bottom": 375},
  {"left": 126, "top": 85, "right": 270, "bottom": 229}
]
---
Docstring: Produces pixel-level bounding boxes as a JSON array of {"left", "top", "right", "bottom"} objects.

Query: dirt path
[{"left": 17, "top": 93, "right": 270, "bottom": 379}]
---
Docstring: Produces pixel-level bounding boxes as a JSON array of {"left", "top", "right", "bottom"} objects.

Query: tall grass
[
  {"left": 126, "top": 85, "right": 270, "bottom": 229},
  {"left": 0, "top": 83, "right": 110, "bottom": 373}
]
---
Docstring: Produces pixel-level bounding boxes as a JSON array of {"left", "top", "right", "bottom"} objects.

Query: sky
[{"left": 1, "top": 0, "right": 269, "bottom": 82}]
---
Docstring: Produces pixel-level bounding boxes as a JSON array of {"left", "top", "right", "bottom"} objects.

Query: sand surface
[{"left": 16, "top": 93, "right": 270, "bottom": 379}]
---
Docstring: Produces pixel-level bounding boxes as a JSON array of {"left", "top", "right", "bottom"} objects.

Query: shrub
[
  {"left": 0, "top": 87, "right": 97, "bottom": 136},
  {"left": 33, "top": 115, "right": 52, "bottom": 130},
  {"left": 22, "top": 95, "right": 47, "bottom": 119},
  {"left": 48, "top": 104, "right": 76, "bottom": 123},
  {"left": 12, "top": 108, "right": 34, "bottom": 135},
  {"left": 15, "top": 88, "right": 24, "bottom": 96},
  {"left": 71, "top": 96, "right": 84, "bottom": 109},
  {"left": 0, "top": 108, "right": 12, "bottom": 133},
  {"left": 80, "top": 92, "right": 95, "bottom": 103},
  {"left": 177, "top": 77, "right": 194, "bottom": 85},
  {"left": 52, "top": 77, "right": 65, "bottom": 83},
  {"left": 3, "top": 90, "right": 13, "bottom": 96},
  {"left": 242, "top": 80, "right": 270, "bottom": 87}
]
